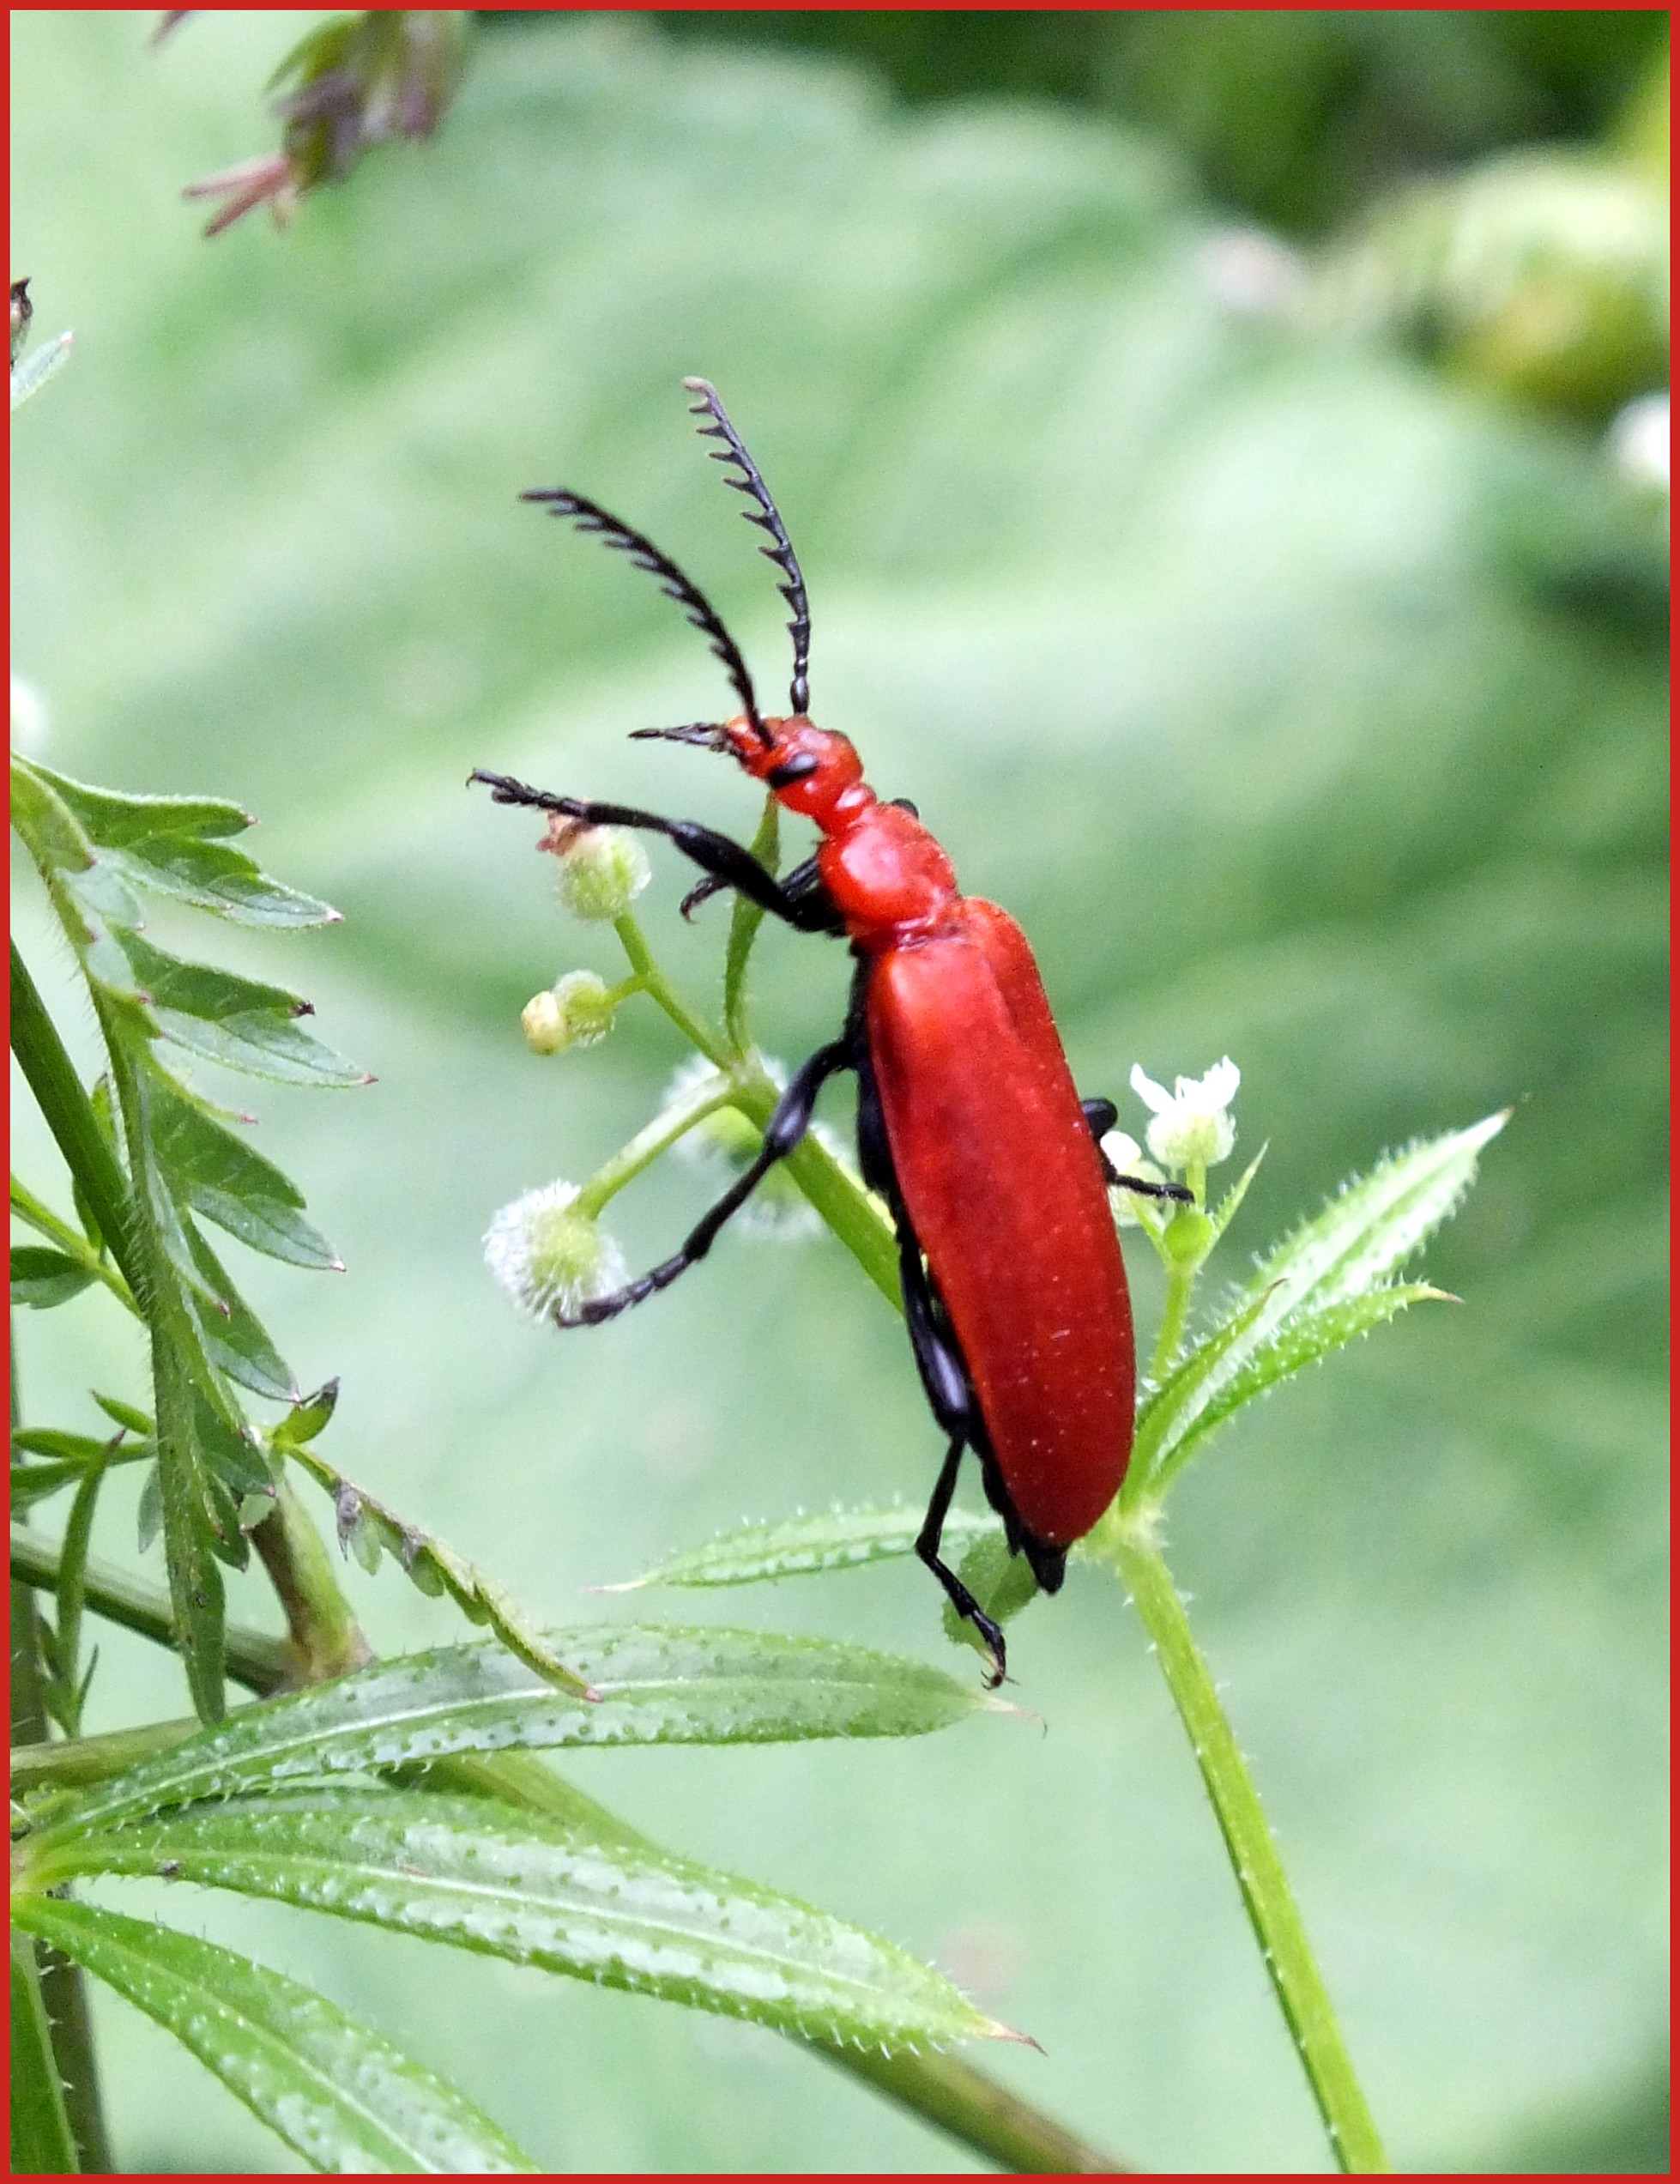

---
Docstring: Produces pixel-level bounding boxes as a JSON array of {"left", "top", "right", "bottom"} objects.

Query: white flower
[
  {"left": 1128, "top": 1057, "right": 1241, "bottom": 1171},
  {"left": 483, "top": 1180, "right": 626, "bottom": 1320}
]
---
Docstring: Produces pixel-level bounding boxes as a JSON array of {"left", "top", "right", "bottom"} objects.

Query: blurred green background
[{"left": 10, "top": 9, "right": 1667, "bottom": 2173}]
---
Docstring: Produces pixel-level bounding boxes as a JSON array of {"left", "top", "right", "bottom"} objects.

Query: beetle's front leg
[
  {"left": 1080, "top": 1098, "right": 1194, "bottom": 1203},
  {"left": 470, "top": 769, "right": 837, "bottom": 933}
]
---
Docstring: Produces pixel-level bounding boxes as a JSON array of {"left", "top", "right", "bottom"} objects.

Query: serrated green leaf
[
  {"left": 602, "top": 1505, "right": 999, "bottom": 1590},
  {"left": 12, "top": 1896, "right": 539, "bottom": 2174},
  {"left": 31, "top": 1790, "right": 1012, "bottom": 2053},
  {"left": 9, "top": 1244, "right": 95, "bottom": 1308},
  {"left": 1206, "top": 1144, "right": 1268, "bottom": 1246},
  {"left": 1244, "top": 1113, "right": 1507, "bottom": 1336},
  {"left": 1150, "top": 1286, "right": 1447, "bottom": 1499},
  {"left": 32, "top": 1631, "right": 1004, "bottom": 1838},
  {"left": 112, "top": 929, "right": 367, "bottom": 1088},
  {"left": 1122, "top": 1117, "right": 1506, "bottom": 1504},
  {"left": 139, "top": 1068, "right": 340, "bottom": 1270},
  {"left": 9, "top": 752, "right": 96, "bottom": 877}
]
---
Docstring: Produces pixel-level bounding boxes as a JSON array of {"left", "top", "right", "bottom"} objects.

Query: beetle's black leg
[
  {"left": 553, "top": 1038, "right": 853, "bottom": 1327},
  {"left": 469, "top": 771, "right": 837, "bottom": 934},
  {"left": 680, "top": 852, "right": 843, "bottom": 933},
  {"left": 1081, "top": 1097, "right": 1194, "bottom": 1203},
  {"left": 916, "top": 1431, "right": 1007, "bottom": 1690}
]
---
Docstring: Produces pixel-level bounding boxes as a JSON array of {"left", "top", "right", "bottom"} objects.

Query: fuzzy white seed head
[
  {"left": 483, "top": 1180, "right": 626, "bottom": 1320},
  {"left": 1129, "top": 1057, "right": 1241, "bottom": 1171},
  {"left": 551, "top": 826, "right": 650, "bottom": 923},
  {"left": 522, "top": 970, "right": 615, "bottom": 1056}
]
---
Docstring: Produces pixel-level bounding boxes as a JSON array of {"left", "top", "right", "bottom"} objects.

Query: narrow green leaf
[
  {"left": 93, "top": 1392, "right": 154, "bottom": 1437},
  {"left": 113, "top": 929, "right": 368, "bottom": 1087},
  {"left": 9, "top": 325, "right": 72, "bottom": 410},
  {"left": 33, "top": 1790, "right": 1015, "bottom": 2054},
  {"left": 10, "top": 1243, "right": 95, "bottom": 1307},
  {"left": 287, "top": 1444, "right": 592, "bottom": 1697},
  {"left": 1206, "top": 1143, "right": 1267, "bottom": 1245},
  {"left": 12, "top": 1897, "right": 538, "bottom": 2174},
  {"left": 1122, "top": 1115, "right": 1506, "bottom": 1503},
  {"left": 153, "top": 1334, "right": 228, "bottom": 1723},
  {"left": 1149, "top": 1286, "right": 1447, "bottom": 1500},
  {"left": 18, "top": 760, "right": 255, "bottom": 846},
  {"left": 9, "top": 1933, "right": 78, "bottom": 2176},
  {"left": 136, "top": 1463, "right": 164, "bottom": 1555},
  {"left": 33, "top": 1632, "right": 1006, "bottom": 1836},
  {"left": 602, "top": 1504, "right": 998, "bottom": 1589},
  {"left": 139, "top": 1068, "right": 341, "bottom": 1270},
  {"left": 272, "top": 1379, "right": 339, "bottom": 1449},
  {"left": 9, "top": 751, "right": 95, "bottom": 876},
  {"left": 1243, "top": 1111, "right": 1507, "bottom": 1338}
]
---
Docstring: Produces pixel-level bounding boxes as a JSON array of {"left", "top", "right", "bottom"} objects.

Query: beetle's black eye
[
  {"left": 889, "top": 796, "right": 919, "bottom": 819},
  {"left": 767, "top": 753, "right": 819, "bottom": 788}
]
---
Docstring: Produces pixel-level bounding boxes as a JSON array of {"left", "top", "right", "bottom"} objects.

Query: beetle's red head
[{"left": 633, "top": 711, "right": 867, "bottom": 822}]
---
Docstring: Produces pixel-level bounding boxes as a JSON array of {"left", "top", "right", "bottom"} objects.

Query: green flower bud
[
  {"left": 547, "top": 822, "right": 651, "bottom": 923},
  {"left": 1162, "top": 1207, "right": 1215, "bottom": 1275},
  {"left": 522, "top": 970, "right": 616, "bottom": 1056}
]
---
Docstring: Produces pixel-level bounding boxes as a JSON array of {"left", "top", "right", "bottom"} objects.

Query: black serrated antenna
[
  {"left": 521, "top": 487, "right": 770, "bottom": 745},
  {"left": 683, "top": 378, "right": 812, "bottom": 718}
]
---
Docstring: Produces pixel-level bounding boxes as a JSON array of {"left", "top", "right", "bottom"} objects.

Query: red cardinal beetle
[{"left": 474, "top": 379, "right": 1185, "bottom": 1682}]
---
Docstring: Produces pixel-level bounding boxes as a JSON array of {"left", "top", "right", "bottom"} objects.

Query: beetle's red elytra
[{"left": 474, "top": 378, "right": 1185, "bottom": 1683}]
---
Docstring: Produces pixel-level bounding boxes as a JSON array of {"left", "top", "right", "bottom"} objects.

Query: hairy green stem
[
  {"left": 830, "top": 2046, "right": 1132, "bottom": 2174},
  {"left": 1109, "top": 1513, "right": 1387, "bottom": 2174},
  {"left": 9, "top": 941, "right": 142, "bottom": 1297},
  {"left": 248, "top": 1478, "right": 372, "bottom": 1687}
]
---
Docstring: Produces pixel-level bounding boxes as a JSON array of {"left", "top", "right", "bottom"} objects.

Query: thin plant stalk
[{"left": 1109, "top": 1512, "right": 1388, "bottom": 2175}]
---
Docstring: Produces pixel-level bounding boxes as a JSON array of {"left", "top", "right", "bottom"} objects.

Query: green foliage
[
  {"left": 10, "top": 9, "right": 1664, "bottom": 2175},
  {"left": 13, "top": 1899, "right": 539, "bottom": 2175}
]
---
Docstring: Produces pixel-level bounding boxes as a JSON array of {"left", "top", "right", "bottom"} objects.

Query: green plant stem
[
  {"left": 575, "top": 1069, "right": 740, "bottom": 1218},
  {"left": 830, "top": 2046, "right": 1132, "bottom": 2174},
  {"left": 1109, "top": 1513, "right": 1387, "bottom": 2175},
  {"left": 614, "top": 911, "right": 733, "bottom": 1067},
  {"left": 249, "top": 1477, "right": 372, "bottom": 1686},
  {"left": 11, "top": 1345, "right": 112, "bottom": 2173},
  {"left": 9, "top": 940, "right": 142, "bottom": 1297},
  {"left": 1150, "top": 1261, "right": 1194, "bottom": 1381},
  {"left": 9, "top": 1522, "right": 293, "bottom": 1697}
]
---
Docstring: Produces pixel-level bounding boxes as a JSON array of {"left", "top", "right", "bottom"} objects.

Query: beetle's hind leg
[
  {"left": 916, "top": 1432, "right": 1008, "bottom": 1691},
  {"left": 552, "top": 1038, "right": 852, "bottom": 1328},
  {"left": 1080, "top": 1097, "right": 1193, "bottom": 1204}
]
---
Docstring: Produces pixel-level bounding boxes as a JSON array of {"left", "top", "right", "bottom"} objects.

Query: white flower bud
[
  {"left": 1129, "top": 1057, "right": 1241, "bottom": 1171},
  {"left": 522, "top": 970, "right": 615, "bottom": 1056},
  {"left": 545, "top": 820, "right": 650, "bottom": 923},
  {"left": 483, "top": 1180, "right": 626, "bottom": 1320}
]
